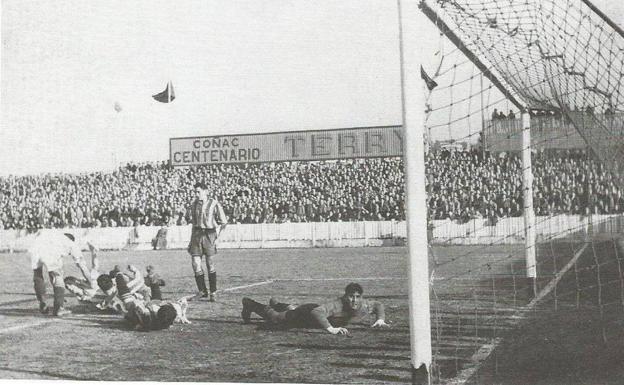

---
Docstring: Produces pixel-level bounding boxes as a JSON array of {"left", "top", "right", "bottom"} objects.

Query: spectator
[{"left": 0, "top": 147, "right": 622, "bottom": 229}]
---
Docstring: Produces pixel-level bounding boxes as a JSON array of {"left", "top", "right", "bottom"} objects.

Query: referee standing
[{"left": 188, "top": 182, "right": 228, "bottom": 301}]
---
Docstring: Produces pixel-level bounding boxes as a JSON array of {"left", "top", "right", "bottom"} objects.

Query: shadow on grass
[
  {"left": 0, "top": 366, "right": 94, "bottom": 381},
  {"left": 380, "top": 338, "right": 411, "bottom": 347},
  {"left": 77, "top": 318, "right": 131, "bottom": 331},
  {"left": 340, "top": 352, "right": 410, "bottom": 361},
  {"left": 356, "top": 373, "right": 411, "bottom": 383},
  {"left": 0, "top": 308, "right": 49, "bottom": 318},
  {"left": 187, "top": 318, "right": 247, "bottom": 326},
  {"left": 277, "top": 342, "right": 408, "bottom": 352},
  {"left": 331, "top": 362, "right": 411, "bottom": 373}
]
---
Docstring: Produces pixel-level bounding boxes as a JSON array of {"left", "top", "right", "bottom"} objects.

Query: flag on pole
[
  {"left": 420, "top": 66, "right": 438, "bottom": 91},
  {"left": 152, "top": 81, "right": 175, "bottom": 103}
]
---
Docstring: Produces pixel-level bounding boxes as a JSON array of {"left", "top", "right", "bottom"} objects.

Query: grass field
[{"left": 1, "top": 242, "right": 623, "bottom": 384}]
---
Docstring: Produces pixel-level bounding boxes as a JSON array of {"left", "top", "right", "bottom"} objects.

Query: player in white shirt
[
  {"left": 28, "top": 230, "right": 94, "bottom": 316},
  {"left": 64, "top": 235, "right": 101, "bottom": 301}
]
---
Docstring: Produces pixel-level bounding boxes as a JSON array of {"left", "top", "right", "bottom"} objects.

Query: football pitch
[{"left": 0, "top": 244, "right": 623, "bottom": 384}]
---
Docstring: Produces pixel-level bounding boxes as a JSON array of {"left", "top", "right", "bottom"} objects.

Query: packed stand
[
  {"left": 426, "top": 148, "right": 624, "bottom": 223},
  {"left": 0, "top": 158, "right": 405, "bottom": 229},
  {"left": 1, "top": 148, "right": 622, "bottom": 230}
]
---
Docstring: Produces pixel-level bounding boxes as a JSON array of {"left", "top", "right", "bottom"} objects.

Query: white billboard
[{"left": 170, "top": 125, "right": 403, "bottom": 166}]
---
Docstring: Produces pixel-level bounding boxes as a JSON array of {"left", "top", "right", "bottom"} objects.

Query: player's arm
[
  {"left": 216, "top": 202, "right": 228, "bottom": 232},
  {"left": 126, "top": 265, "right": 144, "bottom": 294},
  {"left": 368, "top": 300, "right": 390, "bottom": 328},
  {"left": 310, "top": 302, "right": 349, "bottom": 335},
  {"left": 70, "top": 244, "right": 93, "bottom": 285},
  {"left": 86, "top": 240, "right": 100, "bottom": 271}
]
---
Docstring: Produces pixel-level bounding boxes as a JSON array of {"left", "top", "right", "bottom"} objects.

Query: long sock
[
  {"left": 195, "top": 274, "right": 208, "bottom": 294},
  {"left": 33, "top": 269, "right": 46, "bottom": 303},
  {"left": 208, "top": 272, "right": 217, "bottom": 293},
  {"left": 53, "top": 286, "right": 65, "bottom": 314}
]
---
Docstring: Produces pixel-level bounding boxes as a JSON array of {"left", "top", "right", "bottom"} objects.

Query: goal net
[{"left": 418, "top": 0, "right": 624, "bottom": 383}]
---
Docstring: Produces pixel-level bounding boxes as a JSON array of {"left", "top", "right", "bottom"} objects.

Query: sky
[{"left": 1, "top": 0, "right": 622, "bottom": 176}]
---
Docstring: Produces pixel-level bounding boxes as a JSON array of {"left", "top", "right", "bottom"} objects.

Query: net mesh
[
  {"left": 423, "top": 0, "right": 624, "bottom": 188},
  {"left": 419, "top": 0, "right": 624, "bottom": 383}
]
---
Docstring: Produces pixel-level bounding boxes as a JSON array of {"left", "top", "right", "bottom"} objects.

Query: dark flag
[
  {"left": 152, "top": 81, "right": 175, "bottom": 103},
  {"left": 420, "top": 66, "right": 438, "bottom": 91}
]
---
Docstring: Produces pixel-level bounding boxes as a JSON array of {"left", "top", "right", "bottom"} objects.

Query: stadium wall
[{"left": 1, "top": 215, "right": 623, "bottom": 252}]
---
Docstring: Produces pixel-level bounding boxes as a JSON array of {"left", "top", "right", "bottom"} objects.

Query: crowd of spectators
[
  {"left": 0, "top": 148, "right": 622, "bottom": 230},
  {"left": 426, "top": 148, "right": 624, "bottom": 224},
  {"left": 0, "top": 158, "right": 405, "bottom": 230}
]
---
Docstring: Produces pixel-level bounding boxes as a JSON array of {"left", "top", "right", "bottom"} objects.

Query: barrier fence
[{"left": 1, "top": 215, "right": 623, "bottom": 252}]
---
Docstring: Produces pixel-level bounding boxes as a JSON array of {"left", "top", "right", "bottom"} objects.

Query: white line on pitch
[
  {"left": 450, "top": 243, "right": 589, "bottom": 385},
  {"left": 220, "top": 279, "right": 275, "bottom": 292}
]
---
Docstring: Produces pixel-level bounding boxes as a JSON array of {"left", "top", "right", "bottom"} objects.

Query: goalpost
[{"left": 400, "top": 0, "right": 624, "bottom": 384}]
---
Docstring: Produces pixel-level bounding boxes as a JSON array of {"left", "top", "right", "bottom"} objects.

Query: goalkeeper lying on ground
[{"left": 241, "top": 282, "right": 389, "bottom": 335}]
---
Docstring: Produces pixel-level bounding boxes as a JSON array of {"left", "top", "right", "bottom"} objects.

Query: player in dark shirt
[{"left": 241, "top": 282, "right": 389, "bottom": 335}]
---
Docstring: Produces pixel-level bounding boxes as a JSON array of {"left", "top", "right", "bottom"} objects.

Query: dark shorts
[
  {"left": 188, "top": 228, "right": 218, "bottom": 256},
  {"left": 284, "top": 303, "right": 321, "bottom": 329}
]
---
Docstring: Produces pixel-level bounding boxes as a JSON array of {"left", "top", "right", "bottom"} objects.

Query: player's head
[
  {"left": 343, "top": 282, "right": 363, "bottom": 311},
  {"left": 146, "top": 265, "right": 154, "bottom": 273},
  {"left": 345, "top": 282, "right": 363, "bottom": 296},
  {"left": 63, "top": 233, "right": 75, "bottom": 242},
  {"left": 155, "top": 304, "right": 178, "bottom": 329},
  {"left": 194, "top": 182, "right": 207, "bottom": 198},
  {"left": 97, "top": 274, "right": 114, "bottom": 292}
]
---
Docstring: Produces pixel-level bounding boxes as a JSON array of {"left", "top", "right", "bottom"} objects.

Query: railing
[
  {"left": 0, "top": 221, "right": 408, "bottom": 252},
  {"left": 2, "top": 215, "right": 623, "bottom": 252}
]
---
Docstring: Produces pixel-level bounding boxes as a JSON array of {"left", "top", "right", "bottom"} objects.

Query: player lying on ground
[
  {"left": 241, "top": 282, "right": 389, "bottom": 335},
  {"left": 65, "top": 257, "right": 151, "bottom": 311},
  {"left": 90, "top": 265, "right": 153, "bottom": 312},
  {"left": 114, "top": 272, "right": 191, "bottom": 331},
  {"left": 108, "top": 264, "right": 152, "bottom": 301}
]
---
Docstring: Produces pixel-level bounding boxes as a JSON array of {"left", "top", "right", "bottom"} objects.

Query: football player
[
  {"left": 63, "top": 236, "right": 103, "bottom": 301},
  {"left": 241, "top": 282, "right": 389, "bottom": 335},
  {"left": 29, "top": 230, "right": 95, "bottom": 316}
]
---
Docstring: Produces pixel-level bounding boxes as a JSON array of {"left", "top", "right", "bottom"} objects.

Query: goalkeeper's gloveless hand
[
  {"left": 371, "top": 319, "right": 391, "bottom": 328},
  {"left": 327, "top": 326, "right": 350, "bottom": 335}
]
